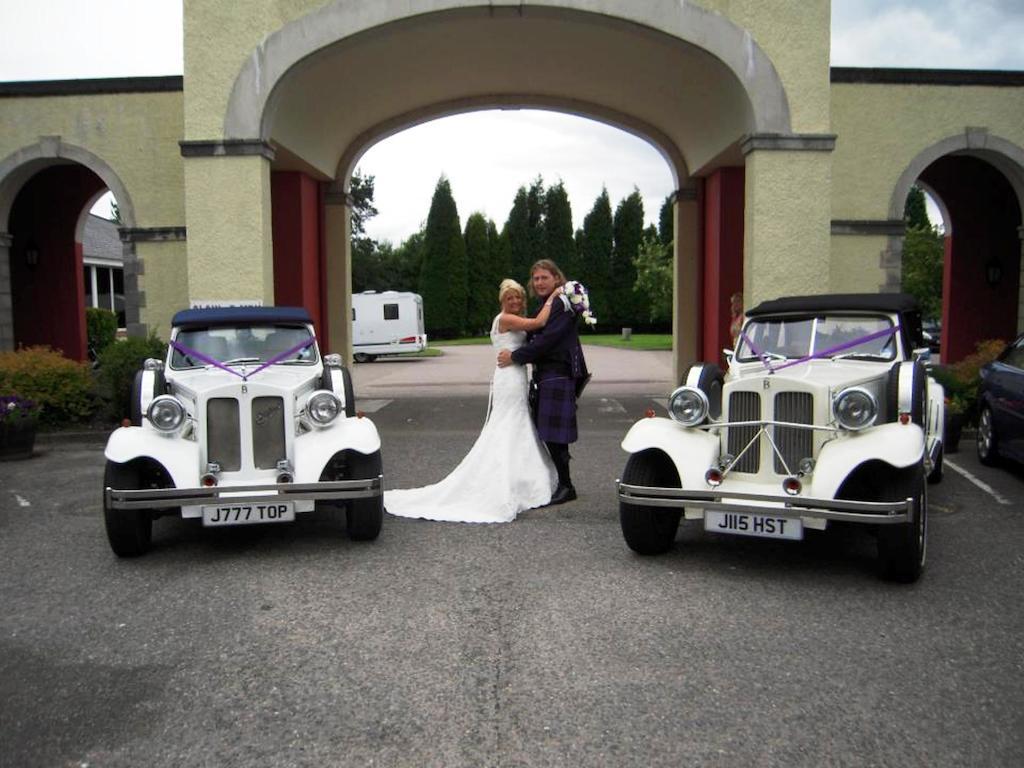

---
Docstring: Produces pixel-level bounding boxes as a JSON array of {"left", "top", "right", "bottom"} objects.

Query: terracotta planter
[
  {"left": 0, "top": 418, "right": 37, "bottom": 460},
  {"left": 945, "top": 412, "right": 964, "bottom": 454}
]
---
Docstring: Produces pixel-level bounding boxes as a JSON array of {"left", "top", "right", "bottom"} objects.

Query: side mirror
[
  {"left": 912, "top": 347, "right": 932, "bottom": 366},
  {"left": 722, "top": 348, "right": 734, "bottom": 364}
]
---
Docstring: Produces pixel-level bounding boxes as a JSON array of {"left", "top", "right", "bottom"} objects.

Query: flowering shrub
[
  {"left": 0, "top": 394, "right": 40, "bottom": 423},
  {"left": 0, "top": 346, "right": 95, "bottom": 425},
  {"left": 562, "top": 280, "right": 598, "bottom": 327}
]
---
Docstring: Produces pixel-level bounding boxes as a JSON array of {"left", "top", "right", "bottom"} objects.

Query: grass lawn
[{"left": 429, "top": 333, "right": 672, "bottom": 351}]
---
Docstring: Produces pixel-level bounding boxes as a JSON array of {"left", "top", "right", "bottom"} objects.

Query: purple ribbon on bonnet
[{"left": 170, "top": 338, "right": 315, "bottom": 382}]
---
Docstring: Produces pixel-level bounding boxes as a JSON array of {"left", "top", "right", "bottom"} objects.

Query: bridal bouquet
[{"left": 561, "top": 280, "right": 597, "bottom": 327}]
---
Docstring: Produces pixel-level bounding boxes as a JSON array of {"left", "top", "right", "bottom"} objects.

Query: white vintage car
[
  {"left": 617, "top": 294, "right": 943, "bottom": 582},
  {"left": 102, "top": 306, "right": 383, "bottom": 557}
]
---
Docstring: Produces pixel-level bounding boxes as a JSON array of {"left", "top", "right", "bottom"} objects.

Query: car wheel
[
  {"left": 977, "top": 406, "right": 1000, "bottom": 466},
  {"left": 103, "top": 460, "right": 153, "bottom": 557},
  {"left": 346, "top": 450, "right": 383, "bottom": 541},
  {"left": 927, "top": 444, "right": 943, "bottom": 485},
  {"left": 877, "top": 462, "right": 927, "bottom": 583},
  {"left": 619, "top": 450, "right": 682, "bottom": 555},
  {"left": 353, "top": 353, "right": 372, "bottom": 363},
  {"left": 683, "top": 363, "right": 725, "bottom": 419}
]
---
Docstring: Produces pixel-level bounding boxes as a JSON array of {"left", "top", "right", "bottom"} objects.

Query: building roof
[{"left": 83, "top": 214, "right": 121, "bottom": 264}]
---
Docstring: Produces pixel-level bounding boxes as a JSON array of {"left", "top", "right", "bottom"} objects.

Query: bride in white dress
[{"left": 384, "top": 279, "right": 559, "bottom": 523}]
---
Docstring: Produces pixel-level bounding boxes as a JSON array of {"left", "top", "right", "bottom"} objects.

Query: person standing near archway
[{"left": 498, "top": 259, "right": 589, "bottom": 505}]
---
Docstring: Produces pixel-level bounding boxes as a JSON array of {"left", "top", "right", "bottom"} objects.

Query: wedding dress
[{"left": 384, "top": 315, "right": 557, "bottom": 522}]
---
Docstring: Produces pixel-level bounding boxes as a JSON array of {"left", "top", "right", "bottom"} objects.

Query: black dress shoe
[{"left": 549, "top": 485, "right": 577, "bottom": 505}]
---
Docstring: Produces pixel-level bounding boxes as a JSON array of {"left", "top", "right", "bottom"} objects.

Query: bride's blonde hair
[{"left": 498, "top": 279, "right": 526, "bottom": 314}]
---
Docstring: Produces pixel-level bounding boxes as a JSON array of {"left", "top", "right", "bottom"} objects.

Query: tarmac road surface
[{"left": 1, "top": 349, "right": 1023, "bottom": 767}]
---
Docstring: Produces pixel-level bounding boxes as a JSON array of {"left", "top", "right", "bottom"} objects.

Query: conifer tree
[
  {"left": 488, "top": 220, "right": 511, "bottom": 300},
  {"left": 544, "top": 181, "right": 577, "bottom": 278},
  {"left": 658, "top": 195, "right": 674, "bottom": 246},
  {"left": 504, "top": 186, "right": 532, "bottom": 281},
  {"left": 418, "top": 176, "right": 466, "bottom": 337},
  {"left": 526, "top": 176, "right": 546, "bottom": 269},
  {"left": 612, "top": 188, "right": 645, "bottom": 328},
  {"left": 579, "top": 188, "right": 613, "bottom": 328},
  {"left": 464, "top": 212, "right": 494, "bottom": 334}
]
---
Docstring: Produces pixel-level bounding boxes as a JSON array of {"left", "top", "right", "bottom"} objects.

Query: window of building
[{"left": 83, "top": 264, "right": 126, "bottom": 327}]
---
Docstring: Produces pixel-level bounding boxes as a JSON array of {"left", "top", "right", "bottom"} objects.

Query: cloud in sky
[
  {"left": 831, "top": 0, "right": 1024, "bottom": 69},
  {"left": 358, "top": 110, "right": 675, "bottom": 245}
]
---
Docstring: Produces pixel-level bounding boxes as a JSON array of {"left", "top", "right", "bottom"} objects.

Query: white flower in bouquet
[{"left": 561, "top": 280, "right": 598, "bottom": 327}]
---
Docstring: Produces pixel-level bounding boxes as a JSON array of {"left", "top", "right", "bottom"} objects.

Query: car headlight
[
  {"left": 147, "top": 395, "right": 186, "bottom": 432},
  {"left": 307, "top": 390, "right": 341, "bottom": 427},
  {"left": 833, "top": 387, "right": 877, "bottom": 431},
  {"left": 668, "top": 386, "right": 709, "bottom": 427}
]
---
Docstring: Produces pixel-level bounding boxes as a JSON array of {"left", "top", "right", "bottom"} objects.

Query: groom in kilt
[{"left": 498, "top": 259, "right": 589, "bottom": 505}]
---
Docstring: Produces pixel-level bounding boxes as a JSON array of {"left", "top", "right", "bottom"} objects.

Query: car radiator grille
[
  {"left": 252, "top": 396, "right": 286, "bottom": 469},
  {"left": 207, "top": 398, "right": 241, "bottom": 471},
  {"left": 772, "top": 392, "right": 814, "bottom": 474},
  {"left": 727, "top": 392, "right": 761, "bottom": 473},
  {"left": 206, "top": 396, "right": 287, "bottom": 472}
]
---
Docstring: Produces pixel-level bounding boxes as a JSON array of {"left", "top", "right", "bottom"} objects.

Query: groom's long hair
[{"left": 527, "top": 259, "right": 566, "bottom": 297}]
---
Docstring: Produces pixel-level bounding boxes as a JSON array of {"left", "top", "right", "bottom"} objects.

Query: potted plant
[
  {"left": 0, "top": 393, "right": 41, "bottom": 460},
  {"left": 944, "top": 395, "right": 966, "bottom": 453}
]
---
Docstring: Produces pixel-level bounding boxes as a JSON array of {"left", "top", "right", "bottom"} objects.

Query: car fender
[
  {"left": 294, "top": 416, "right": 382, "bottom": 483},
  {"left": 621, "top": 417, "right": 719, "bottom": 488},
  {"left": 103, "top": 426, "right": 199, "bottom": 488},
  {"left": 812, "top": 422, "right": 925, "bottom": 499}
]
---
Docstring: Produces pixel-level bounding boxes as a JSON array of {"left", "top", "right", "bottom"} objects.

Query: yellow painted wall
[
  {"left": 744, "top": 150, "right": 833, "bottom": 304},
  {"left": 831, "top": 82, "right": 1024, "bottom": 221},
  {"left": 2, "top": 91, "right": 185, "bottom": 226},
  {"left": 138, "top": 240, "right": 190, "bottom": 340},
  {"left": 829, "top": 235, "right": 890, "bottom": 294},
  {"left": 183, "top": 154, "right": 275, "bottom": 305},
  {"left": 701, "top": 0, "right": 831, "bottom": 133}
]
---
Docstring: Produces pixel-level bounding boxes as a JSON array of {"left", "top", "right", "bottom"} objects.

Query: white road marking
[
  {"left": 598, "top": 398, "right": 626, "bottom": 414},
  {"left": 15, "top": 494, "right": 30, "bottom": 507},
  {"left": 945, "top": 459, "right": 1013, "bottom": 506},
  {"left": 356, "top": 399, "right": 392, "bottom": 413}
]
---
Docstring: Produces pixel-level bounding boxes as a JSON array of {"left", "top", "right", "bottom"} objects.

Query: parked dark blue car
[{"left": 978, "top": 333, "right": 1024, "bottom": 465}]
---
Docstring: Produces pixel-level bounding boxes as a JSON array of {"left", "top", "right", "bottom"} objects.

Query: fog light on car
[
  {"left": 705, "top": 468, "right": 723, "bottom": 487},
  {"left": 782, "top": 476, "right": 802, "bottom": 496},
  {"left": 798, "top": 457, "right": 816, "bottom": 475},
  {"left": 200, "top": 473, "right": 218, "bottom": 487},
  {"left": 276, "top": 472, "right": 293, "bottom": 484}
]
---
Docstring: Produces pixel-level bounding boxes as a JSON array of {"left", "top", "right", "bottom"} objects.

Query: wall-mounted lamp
[
  {"left": 24, "top": 245, "right": 39, "bottom": 268},
  {"left": 985, "top": 258, "right": 1003, "bottom": 286}
]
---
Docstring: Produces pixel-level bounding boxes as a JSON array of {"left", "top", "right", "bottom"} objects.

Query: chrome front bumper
[
  {"left": 616, "top": 482, "right": 915, "bottom": 525},
  {"left": 105, "top": 477, "right": 382, "bottom": 510}
]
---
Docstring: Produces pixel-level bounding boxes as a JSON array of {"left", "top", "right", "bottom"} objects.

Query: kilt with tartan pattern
[{"left": 532, "top": 370, "right": 577, "bottom": 444}]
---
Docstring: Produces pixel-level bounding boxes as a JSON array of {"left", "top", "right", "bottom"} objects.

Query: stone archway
[
  {"left": 197, "top": 0, "right": 802, "bottom": 372},
  {"left": 889, "top": 132, "right": 1024, "bottom": 361},
  {"left": 0, "top": 139, "right": 138, "bottom": 358}
]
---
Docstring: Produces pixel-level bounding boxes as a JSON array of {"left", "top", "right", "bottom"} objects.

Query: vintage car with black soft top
[
  {"left": 617, "top": 293, "right": 944, "bottom": 583},
  {"left": 102, "top": 306, "right": 383, "bottom": 556}
]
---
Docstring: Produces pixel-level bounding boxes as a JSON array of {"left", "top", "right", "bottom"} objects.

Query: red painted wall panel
[
  {"left": 9, "top": 165, "right": 103, "bottom": 361},
  {"left": 702, "top": 167, "right": 745, "bottom": 364},
  {"left": 271, "top": 172, "right": 326, "bottom": 344},
  {"left": 921, "top": 156, "right": 1021, "bottom": 363}
]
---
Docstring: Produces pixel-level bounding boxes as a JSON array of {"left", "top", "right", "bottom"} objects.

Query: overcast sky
[{"left": 2, "top": 0, "right": 1022, "bottom": 242}]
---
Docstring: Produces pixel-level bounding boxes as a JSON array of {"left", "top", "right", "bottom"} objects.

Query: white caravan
[{"left": 351, "top": 291, "right": 428, "bottom": 362}]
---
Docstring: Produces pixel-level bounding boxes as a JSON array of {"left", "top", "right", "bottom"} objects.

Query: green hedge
[
  {"left": 86, "top": 307, "right": 119, "bottom": 358},
  {"left": 97, "top": 335, "right": 168, "bottom": 420}
]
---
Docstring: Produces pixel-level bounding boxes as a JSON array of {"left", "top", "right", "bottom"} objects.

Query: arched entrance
[
  {"left": 891, "top": 134, "right": 1024, "bottom": 362},
  {"left": 0, "top": 140, "right": 137, "bottom": 360},
  {"left": 187, "top": 1, "right": 807, "bottom": 374}
]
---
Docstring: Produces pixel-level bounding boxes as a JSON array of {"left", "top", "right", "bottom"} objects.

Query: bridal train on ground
[{"left": 383, "top": 315, "right": 557, "bottom": 523}]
